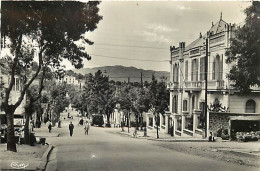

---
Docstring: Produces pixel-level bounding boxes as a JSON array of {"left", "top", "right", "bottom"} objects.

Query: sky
[
  {"left": 66, "top": 1, "right": 250, "bottom": 72},
  {"left": 1, "top": 1, "right": 251, "bottom": 72}
]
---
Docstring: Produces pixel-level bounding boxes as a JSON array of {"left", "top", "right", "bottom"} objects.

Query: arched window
[
  {"left": 172, "top": 95, "right": 178, "bottom": 113},
  {"left": 183, "top": 100, "right": 188, "bottom": 111},
  {"left": 246, "top": 99, "right": 256, "bottom": 113},
  {"left": 212, "top": 58, "right": 215, "bottom": 80},
  {"left": 212, "top": 55, "right": 223, "bottom": 80},
  {"left": 173, "top": 64, "right": 179, "bottom": 82},
  {"left": 191, "top": 59, "right": 198, "bottom": 81}
]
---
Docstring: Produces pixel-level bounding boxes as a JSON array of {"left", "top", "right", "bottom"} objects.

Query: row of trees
[
  {"left": 1, "top": 1, "right": 102, "bottom": 152},
  {"left": 69, "top": 70, "right": 169, "bottom": 138}
]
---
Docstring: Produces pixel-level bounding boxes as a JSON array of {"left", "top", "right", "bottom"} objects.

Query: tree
[
  {"left": 148, "top": 75, "right": 169, "bottom": 138},
  {"left": 83, "top": 70, "right": 117, "bottom": 126},
  {"left": 135, "top": 87, "right": 151, "bottom": 130},
  {"left": 48, "top": 82, "right": 70, "bottom": 124},
  {"left": 24, "top": 86, "right": 42, "bottom": 145},
  {"left": 68, "top": 86, "right": 88, "bottom": 117},
  {"left": 1, "top": 1, "right": 102, "bottom": 152},
  {"left": 117, "top": 83, "right": 134, "bottom": 132},
  {"left": 225, "top": 1, "right": 260, "bottom": 94}
]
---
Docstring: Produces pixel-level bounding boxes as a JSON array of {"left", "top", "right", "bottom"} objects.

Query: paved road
[{"left": 45, "top": 115, "right": 257, "bottom": 171}]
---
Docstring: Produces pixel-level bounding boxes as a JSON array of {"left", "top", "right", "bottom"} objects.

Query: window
[
  {"left": 200, "top": 57, "right": 205, "bottom": 81},
  {"left": 172, "top": 95, "right": 178, "bottom": 113},
  {"left": 183, "top": 100, "right": 187, "bottom": 111},
  {"left": 191, "top": 59, "right": 198, "bottom": 81},
  {"left": 173, "top": 64, "right": 179, "bottom": 82},
  {"left": 149, "top": 117, "right": 153, "bottom": 127},
  {"left": 185, "top": 60, "right": 188, "bottom": 81},
  {"left": 246, "top": 99, "right": 256, "bottom": 113},
  {"left": 212, "top": 58, "right": 216, "bottom": 80},
  {"left": 212, "top": 55, "right": 223, "bottom": 80}
]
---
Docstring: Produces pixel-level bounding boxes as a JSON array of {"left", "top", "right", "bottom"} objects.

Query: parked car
[{"left": 91, "top": 114, "right": 104, "bottom": 127}]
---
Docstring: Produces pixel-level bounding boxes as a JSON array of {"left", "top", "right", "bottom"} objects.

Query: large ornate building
[{"left": 147, "top": 15, "right": 260, "bottom": 138}]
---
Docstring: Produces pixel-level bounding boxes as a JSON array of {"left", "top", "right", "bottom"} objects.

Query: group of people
[
  {"left": 69, "top": 120, "right": 90, "bottom": 136},
  {"left": 46, "top": 117, "right": 91, "bottom": 137}
]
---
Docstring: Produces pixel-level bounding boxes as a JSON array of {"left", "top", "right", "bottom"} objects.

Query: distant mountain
[{"left": 72, "top": 65, "right": 170, "bottom": 82}]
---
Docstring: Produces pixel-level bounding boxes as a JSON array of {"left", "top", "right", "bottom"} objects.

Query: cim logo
[{"left": 10, "top": 161, "right": 28, "bottom": 169}]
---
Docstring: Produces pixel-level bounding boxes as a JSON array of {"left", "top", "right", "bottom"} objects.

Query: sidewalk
[
  {"left": 0, "top": 124, "right": 60, "bottom": 170},
  {"left": 34, "top": 123, "right": 60, "bottom": 138},
  {"left": 0, "top": 143, "right": 53, "bottom": 170},
  {"left": 116, "top": 127, "right": 260, "bottom": 158},
  {"left": 118, "top": 127, "right": 208, "bottom": 142}
]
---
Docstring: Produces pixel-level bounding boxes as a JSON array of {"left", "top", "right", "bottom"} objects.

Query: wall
[
  {"left": 209, "top": 112, "right": 260, "bottom": 134},
  {"left": 229, "top": 94, "right": 260, "bottom": 113}
]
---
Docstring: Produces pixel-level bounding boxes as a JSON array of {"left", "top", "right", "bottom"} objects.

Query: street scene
[{"left": 0, "top": 1, "right": 260, "bottom": 171}]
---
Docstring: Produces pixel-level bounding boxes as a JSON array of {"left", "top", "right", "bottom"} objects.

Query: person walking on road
[
  {"left": 48, "top": 122, "right": 52, "bottom": 133},
  {"left": 84, "top": 121, "right": 90, "bottom": 135},
  {"left": 69, "top": 122, "right": 74, "bottom": 137}
]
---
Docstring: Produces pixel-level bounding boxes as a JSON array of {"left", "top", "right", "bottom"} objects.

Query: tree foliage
[
  {"left": 83, "top": 70, "right": 117, "bottom": 125},
  {"left": 226, "top": 1, "right": 260, "bottom": 93},
  {"left": 46, "top": 81, "right": 70, "bottom": 123},
  {"left": 1, "top": 1, "right": 102, "bottom": 151}
]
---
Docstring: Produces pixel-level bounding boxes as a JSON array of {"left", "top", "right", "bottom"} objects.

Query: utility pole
[{"left": 204, "top": 37, "right": 209, "bottom": 138}]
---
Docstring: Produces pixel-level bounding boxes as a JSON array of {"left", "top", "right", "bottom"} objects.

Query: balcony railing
[
  {"left": 250, "top": 85, "right": 260, "bottom": 91},
  {"left": 167, "top": 82, "right": 179, "bottom": 90},
  {"left": 208, "top": 80, "right": 225, "bottom": 89},
  {"left": 184, "top": 81, "right": 202, "bottom": 91}
]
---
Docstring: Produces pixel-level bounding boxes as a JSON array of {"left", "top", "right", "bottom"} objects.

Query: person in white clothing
[{"left": 84, "top": 121, "right": 90, "bottom": 135}]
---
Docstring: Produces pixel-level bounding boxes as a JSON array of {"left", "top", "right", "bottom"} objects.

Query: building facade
[
  {"left": 0, "top": 67, "right": 26, "bottom": 126},
  {"left": 164, "top": 16, "right": 260, "bottom": 138},
  {"left": 56, "top": 75, "right": 85, "bottom": 90}
]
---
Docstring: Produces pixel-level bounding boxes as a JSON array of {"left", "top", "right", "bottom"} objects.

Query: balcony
[
  {"left": 167, "top": 82, "right": 179, "bottom": 90},
  {"left": 250, "top": 85, "right": 260, "bottom": 91},
  {"left": 208, "top": 80, "right": 225, "bottom": 90},
  {"left": 184, "top": 81, "right": 202, "bottom": 91}
]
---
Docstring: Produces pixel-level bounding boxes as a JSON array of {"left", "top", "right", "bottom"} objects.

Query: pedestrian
[
  {"left": 29, "top": 120, "right": 34, "bottom": 132},
  {"left": 48, "top": 122, "right": 52, "bottom": 133},
  {"left": 58, "top": 119, "right": 61, "bottom": 128},
  {"left": 69, "top": 122, "right": 74, "bottom": 137},
  {"left": 209, "top": 132, "right": 215, "bottom": 142},
  {"left": 84, "top": 121, "right": 90, "bottom": 135}
]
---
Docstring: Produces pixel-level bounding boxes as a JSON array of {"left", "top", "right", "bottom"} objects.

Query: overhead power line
[
  {"left": 95, "top": 43, "right": 169, "bottom": 50},
  {"left": 90, "top": 54, "right": 169, "bottom": 62}
]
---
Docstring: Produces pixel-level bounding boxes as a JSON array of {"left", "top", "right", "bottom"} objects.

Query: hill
[{"left": 72, "top": 65, "right": 170, "bottom": 82}]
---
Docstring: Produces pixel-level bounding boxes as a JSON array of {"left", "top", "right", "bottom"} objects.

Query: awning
[{"left": 230, "top": 116, "right": 260, "bottom": 121}]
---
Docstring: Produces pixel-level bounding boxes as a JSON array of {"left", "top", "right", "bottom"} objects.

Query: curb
[
  {"left": 147, "top": 138, "right": 209, "bottom": 142},
  {"left": 219, "top": 149, "right": 260, "bottom": 158},
  {"left": 38, "top": 145, "right": 54, "bottom": 170}
]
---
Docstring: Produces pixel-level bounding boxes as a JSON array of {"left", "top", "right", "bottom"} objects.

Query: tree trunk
[
  {"left": 6, "top": 106, "right": 17, "bottom": 152},
  {"left": 156, "top": 116, "right": 159, "bottom": 139},
  {"left": 135, "top": 114, "right": 138, "bottom": 131},
  {"left": 140, "top": 113, "right": 143, "bottom": 131},
  {"left": 128, "top": 111, "right": 130, "bottom": 133},
  {"left": 24, "top": 113, "right": 30, "bottom": 145}
]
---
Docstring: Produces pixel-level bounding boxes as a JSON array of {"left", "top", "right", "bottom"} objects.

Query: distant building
[
  {"left": 56, "top": 75, "right": 85, "bottom": 90},
  {"left": 147, "top": 14, "right": 260, "bottom": 139},
  {"left": 0, "top": 67, "right": 26, "bottom": 126}
]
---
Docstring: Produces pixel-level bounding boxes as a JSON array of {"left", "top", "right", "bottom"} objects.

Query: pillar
[
  {"left": 193, "top": 113, "right": 198, "bottom": 136},
  {"left": 173, "top": 116, "right": 177, "bottom": 136},
  {"left": 165, "top": 115, "right": 169, "bottom": 134}
]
